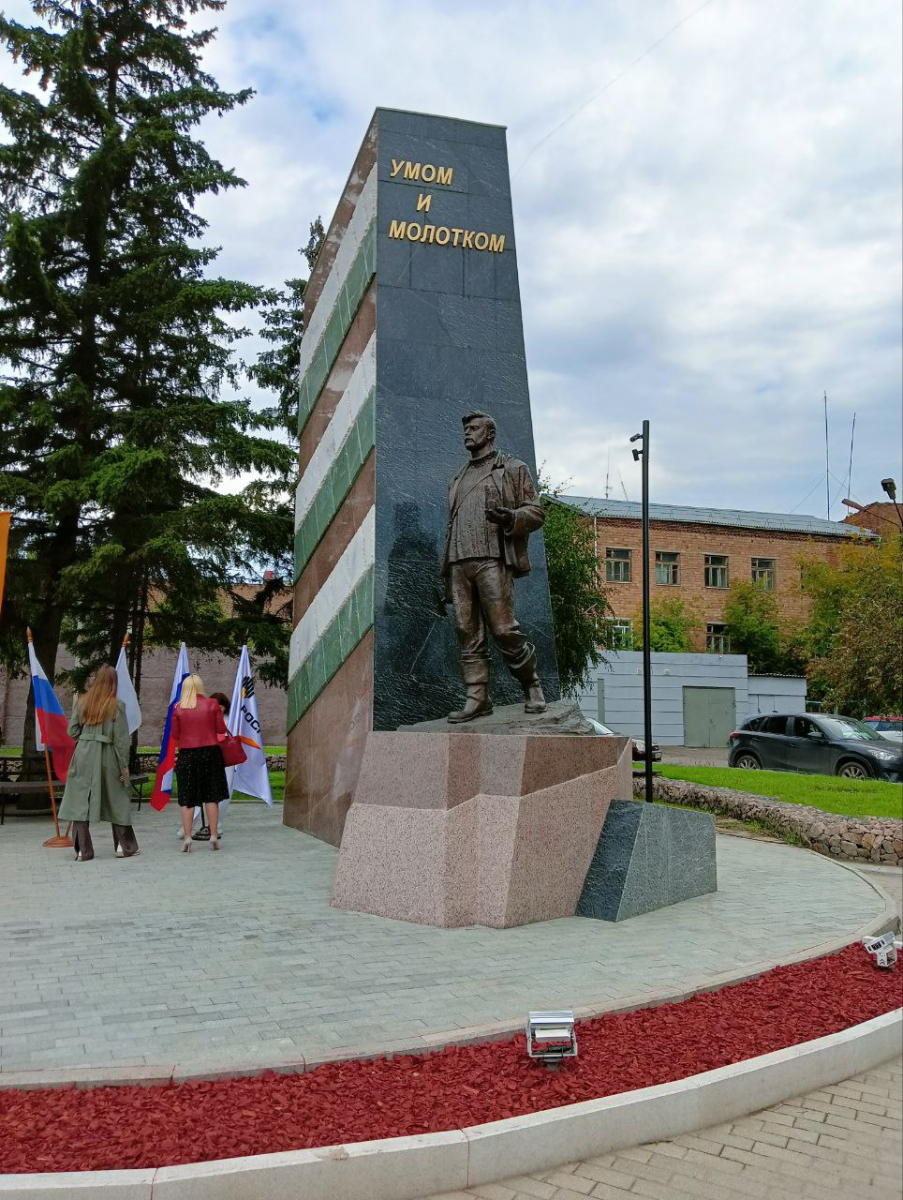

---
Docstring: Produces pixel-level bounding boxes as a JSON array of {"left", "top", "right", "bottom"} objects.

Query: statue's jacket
[{"left": 441, "top": 451, "right": 545, "bottom": 579}]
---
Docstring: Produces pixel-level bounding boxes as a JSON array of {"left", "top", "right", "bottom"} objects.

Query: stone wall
[
  {"left": 636, "top": 776, "right": 903, "bottom": 867},
  {"left": 0, "top": 648, "right": 288, "bottom": 749}
]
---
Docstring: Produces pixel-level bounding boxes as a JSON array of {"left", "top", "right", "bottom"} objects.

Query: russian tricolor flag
[
  {"left": 27, "top": 637, "right": 75, "bottom": 782},
  {"left": 150, "top": 643, "right": 191, "bottom": 811}
]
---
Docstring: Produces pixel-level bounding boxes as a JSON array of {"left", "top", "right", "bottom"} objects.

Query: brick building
[
  {"left": 0, "top": 646, "right": 290, "bottom": 750},
  {"left": 558, "top": 497, "right": 873, "bottom": 654},
  {"left": 0, "top": 584, "right": 292, "bottom": 750}
]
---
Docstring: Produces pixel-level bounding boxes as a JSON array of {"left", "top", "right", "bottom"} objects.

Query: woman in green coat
[{"left": 58, "top": 664, "right": 139, "bottom": 862}]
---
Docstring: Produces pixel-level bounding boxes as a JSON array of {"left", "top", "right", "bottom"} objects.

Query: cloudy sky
[{"left": 4, "top": 0, "right": 901, "bottom": 516}]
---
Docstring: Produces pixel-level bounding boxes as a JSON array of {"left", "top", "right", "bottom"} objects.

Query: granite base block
[
  {"left": 332, "top": 730, "right": 633, "bottom": 928},
  {"left": 577, "top": 801, "right": 717, "bottom": 922}
]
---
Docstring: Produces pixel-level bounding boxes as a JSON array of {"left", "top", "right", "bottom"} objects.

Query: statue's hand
[
  {"left": 433, "top": 585, "right": 450, "bottom": 617},
  {"left": 485, "top": 506, "right": 514, "bottom": 529}
]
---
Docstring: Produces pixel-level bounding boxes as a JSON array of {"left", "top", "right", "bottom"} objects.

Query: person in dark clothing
[
  {"left": 172, "top": 675, "right": 228, "bottom": 852},
  {"left": 192, "top": 691, "right": 231, "bottom": 842}
]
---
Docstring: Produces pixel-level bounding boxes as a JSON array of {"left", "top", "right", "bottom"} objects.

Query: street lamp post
[
  {"left": 880, "top": 478, "right": 903, "bottom": 530},
  {"left": 630, "top": 421, "right": 654, "bottom": 804}
]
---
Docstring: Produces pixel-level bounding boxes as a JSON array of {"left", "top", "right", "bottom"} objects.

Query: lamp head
[{"left": 881, "top": 478, "right": 897, "bottom": 501}]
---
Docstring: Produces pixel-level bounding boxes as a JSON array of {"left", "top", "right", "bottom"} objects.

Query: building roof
[{"left": 557, "top": 496, "right": 872, "bottom": 538}]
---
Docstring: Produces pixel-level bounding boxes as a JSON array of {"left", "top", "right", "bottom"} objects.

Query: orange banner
[{"left": 0, "top": 512, "right": 9, "bottom": 618}]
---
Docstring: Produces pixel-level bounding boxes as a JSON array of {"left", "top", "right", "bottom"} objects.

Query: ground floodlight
[
  {"left": 526, "top": 1011, "right": 577, "bottom": 1064},
  {"left": 862, "top": 932, "right": 900, "bottom": 969}
]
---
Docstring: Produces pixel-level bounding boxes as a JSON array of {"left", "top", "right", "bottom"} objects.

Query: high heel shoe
[
  {"left": 210, "top": 837, "right": 220, "bottom": 851},
  {"left": 182, "top": 837, "right": 192, "bottom": 853}
]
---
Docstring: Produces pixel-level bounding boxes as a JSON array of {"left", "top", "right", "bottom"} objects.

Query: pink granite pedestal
[{"left": 331, "top": 730, "right": 633, "bottom": 928}]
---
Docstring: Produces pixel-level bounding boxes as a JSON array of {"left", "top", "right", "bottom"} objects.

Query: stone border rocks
[{"left": 638, "top": 776, "right": 903, "bottom": 866}]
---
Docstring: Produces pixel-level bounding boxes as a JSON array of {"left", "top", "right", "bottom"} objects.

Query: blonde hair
[
  {"left": 81, "top": 664, "right": 118, "bottom": 727},
  {"left": 179, "top": 674, "right": 205, "bottom": 710}
]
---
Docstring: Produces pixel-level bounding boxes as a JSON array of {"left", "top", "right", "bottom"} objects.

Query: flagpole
[
  {"left": 42, "top": 747, "right": 67, "bottom": 843},
  {"left": 122, "top": 631, "right": 134, "bottom": 773},
  {"left": 26, "top": 628, "right": 73, "bottom": 848}
]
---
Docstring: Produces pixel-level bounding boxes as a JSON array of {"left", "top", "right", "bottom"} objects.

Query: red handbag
[{"left": 219, "top": 734, "right": 247, "bottom": 767}]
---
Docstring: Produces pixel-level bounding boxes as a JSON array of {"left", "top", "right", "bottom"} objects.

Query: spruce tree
[
  {"left": 250, "top": 218, "right": 324, "bottom": 438},
  {"left": 0, "top": 0, "right": 294, "bottom": 757}
]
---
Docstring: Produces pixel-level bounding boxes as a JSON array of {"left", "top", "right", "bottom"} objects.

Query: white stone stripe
[
  {"left": 294, "top": 334, "right": 375, "bottom": 532},
  {"left": 289, "top": 505, "right": 375, "bottom": 680},
  {"left": 299, "top": 166, "right": 377, "bottom": 382}
]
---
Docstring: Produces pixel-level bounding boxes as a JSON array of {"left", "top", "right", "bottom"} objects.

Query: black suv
[{"left": 728, "top": 713, "right": 903, "bottom": 781}]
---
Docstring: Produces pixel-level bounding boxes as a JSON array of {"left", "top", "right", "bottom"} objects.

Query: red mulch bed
[{"left": 1, "top": 944, "right": 900, "bottom": 1174}]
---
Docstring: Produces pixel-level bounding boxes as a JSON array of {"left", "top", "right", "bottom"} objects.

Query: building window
[
  {"left": 706, "top": 623, "right": 730, "bottom": 653},
  {"left": 605, "top": 547, "right": 632, "bottom": 583},
  {"left": 606, "top": 618, "right": 633, "bottom": 649},
  {"left": 751, "top": 557, "right": 776, "bottom": 590},
  {"left": 655, "top": 551, "right": 680, "bottom": 585},
  {"left": 704, "top": 554, "right": 729, "bottom": 589}
]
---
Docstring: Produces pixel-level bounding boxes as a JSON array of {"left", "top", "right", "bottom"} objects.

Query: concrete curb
[
  {"left": 0, "top": 858, "right": 897, "bottom": 1093},
  {"left": 2, "top": 1009, "right": 899, "bottom": 1199}
]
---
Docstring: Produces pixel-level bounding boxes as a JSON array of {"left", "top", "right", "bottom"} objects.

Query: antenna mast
[
  {"left": 846, "top": 412, "right": 856, "bottom": 503},
  {"left": 824, "top": 391, "right": 830, "bottom": 519}
]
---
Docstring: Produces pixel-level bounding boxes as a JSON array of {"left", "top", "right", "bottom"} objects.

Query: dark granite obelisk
[
  {"left": 286, "top": 109, "right": 560, "bottom": 845},
  {"left": 374, "top": 111, "right": 559, "bottom": 728}
]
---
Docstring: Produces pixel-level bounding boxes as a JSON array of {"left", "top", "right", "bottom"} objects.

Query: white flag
[
  {"left": 115, "top": 646, "right": 142, "bottom": 735},
  {"left": 226, "top": 645, "right": 272, "bottom": 806}
]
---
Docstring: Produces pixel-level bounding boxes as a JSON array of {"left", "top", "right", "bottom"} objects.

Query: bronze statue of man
[{"left": 441, "top": 411, "right": 548, "bottom": 723}]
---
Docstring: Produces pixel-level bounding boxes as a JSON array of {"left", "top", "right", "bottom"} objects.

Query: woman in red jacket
[{"left": 172, "top": 674, "right": 228, "bottom": 852}]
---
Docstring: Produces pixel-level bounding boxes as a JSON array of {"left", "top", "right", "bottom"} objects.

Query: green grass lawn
[
  {"left": 233, "top": 770, "right": 284, "bottom": 804},
  {"left": 659, "top": 765, "right": 903, "bottom": 820}
]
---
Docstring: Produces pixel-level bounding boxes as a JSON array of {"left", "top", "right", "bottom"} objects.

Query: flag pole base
[{"left": 43, "top": 834, "right": 74, "bottom": 848}]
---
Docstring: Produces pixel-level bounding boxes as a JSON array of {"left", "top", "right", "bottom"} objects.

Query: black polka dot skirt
[{"left": 175, "top": 745, "right": 229, "bottom": 807}]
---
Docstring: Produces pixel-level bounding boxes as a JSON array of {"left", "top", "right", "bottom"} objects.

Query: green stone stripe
[
  {"left": 298, "top": 221, "right": 376, "bottom": 437},
  {"left": 293, "top": 389, "right": 375, "bottom": 584},
  {"left": 286, "top": 565, "right": 375, "bottom": 733}
]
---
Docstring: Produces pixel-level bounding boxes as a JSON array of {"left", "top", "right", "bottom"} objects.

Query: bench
[
  {"left": 0, "top": 779, "right": 63, "bottom": 825},
  {"left": 129, "top": 773, "right": 150, "bottom": 809},
  {"left": 0, "top": 774, "right": 150, "bottom": 823}
]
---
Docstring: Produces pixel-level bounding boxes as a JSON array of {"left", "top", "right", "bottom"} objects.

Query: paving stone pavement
[
  {"left": 0, "top": 805, "right": 895, "bottom": 1075},
  {"left": 426, "top": 1057, "right": 903, "bottom": 1200}
]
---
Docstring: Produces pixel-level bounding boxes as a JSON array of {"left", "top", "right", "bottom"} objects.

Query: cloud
[{"left": 2, "top": 0, "right": 900, "bottom": 514}]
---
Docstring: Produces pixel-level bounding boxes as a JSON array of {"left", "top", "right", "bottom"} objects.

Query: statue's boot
[
  {"left": 507, "top": 643, "right": 547, "bottom": 714},
  {"left": 523, "top": 680, "right": 547, "bottom": 714},
  {"left": 448, "top": 658, "right": 493, "bottom": 723},
  {"left": 447, "top": 686, "right": 493, "bottom": 723}
]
